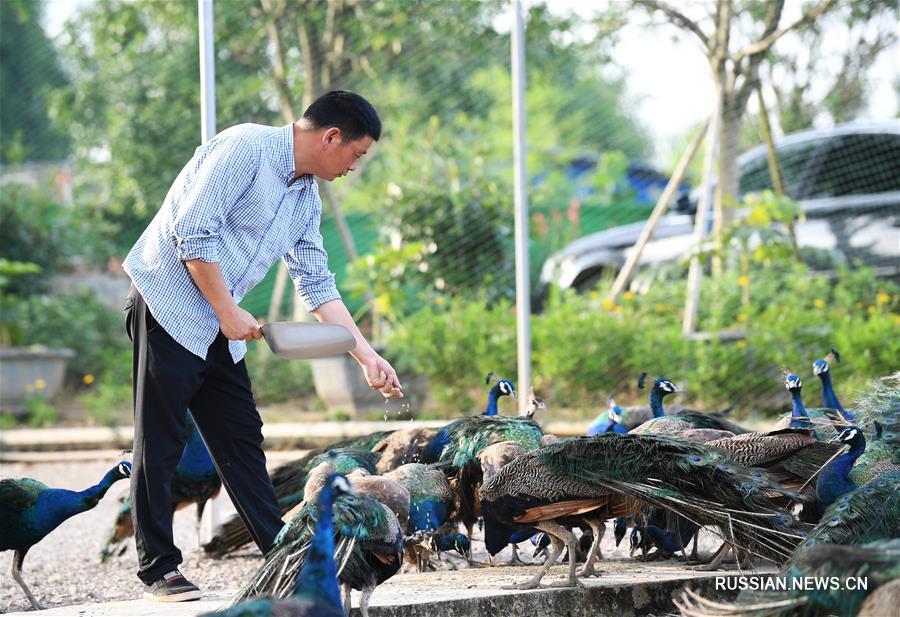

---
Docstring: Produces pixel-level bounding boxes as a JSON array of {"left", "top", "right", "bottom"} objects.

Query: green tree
[{"left": 0, "top": 0, "right": 70, "bottom": 162}]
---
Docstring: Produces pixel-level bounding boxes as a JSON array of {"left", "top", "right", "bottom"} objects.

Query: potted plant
[{"left": 0, "top": 259, "right": 74, "bottom": 414}]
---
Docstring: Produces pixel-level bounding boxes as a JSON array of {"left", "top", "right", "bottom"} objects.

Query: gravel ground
[{"left": 1, "top": 456, "right": 732, "bottom": 615}]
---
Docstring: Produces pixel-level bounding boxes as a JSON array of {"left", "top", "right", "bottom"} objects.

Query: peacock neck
[
  {"left": 484, "top": 387, "right": 501, "bottom": 416},
  {"left": 818, "top": 372, "right": 852, "bottom": 419},
  {"left": 649, "top": 390, "right": 666, "bottom": 418},
  {"left": 789, "top": 389, "right": 809, "bottom": 428},
  {"left": 816, "top": 440, "right": 865, "bottom": 507},
  {"left": 294, "top": 488, "right": 343, "bottom": 611}
]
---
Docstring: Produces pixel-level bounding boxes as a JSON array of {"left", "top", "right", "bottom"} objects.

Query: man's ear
[{"left": 323, "top": 127, "right": 342, "bottom": 145}]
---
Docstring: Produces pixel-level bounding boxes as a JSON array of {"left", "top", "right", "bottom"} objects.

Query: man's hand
[
  {"left": 359, "top": 352, "right": 404, "bottom": 399},
  {"left": 218, "top": 305, "right": 263, "bottom": 341}
]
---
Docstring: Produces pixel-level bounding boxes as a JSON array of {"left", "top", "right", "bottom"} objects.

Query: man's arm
[
  {"left": 184, "top": 259, "right": 262, "bottom": 341},
  {"left": 312, "top": 299, "right": 403, "bottom": 399}
]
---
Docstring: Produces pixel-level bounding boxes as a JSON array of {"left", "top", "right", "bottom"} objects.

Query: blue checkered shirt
[{"left": 123, "top": 123, "right": 341, "bottom": 362}]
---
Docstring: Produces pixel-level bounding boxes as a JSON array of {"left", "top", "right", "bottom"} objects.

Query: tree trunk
[{"left": 712, "top": 92, "right": 741, "bottom": 278}]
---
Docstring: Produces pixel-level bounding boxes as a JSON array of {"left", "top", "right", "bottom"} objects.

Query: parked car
[{"left": 537, "top": 122, "right": 900, "bottom": 298}]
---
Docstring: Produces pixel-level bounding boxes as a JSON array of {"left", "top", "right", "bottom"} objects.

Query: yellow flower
[
  {"left": 601, "top": 299, "right": 616, "bottom": 311},
  {"left": 83, "top": 374, "right": 95, "bottom": 385},
  {"left": 34, "top": 379, "right": 46, "bottom": 391},
  {"left": 654, "top": 303, "right": 665, "bottom": 313},
  {"left": 876, "top": 292, "right": 890, "bottom": 305},
  {"left": 867, "top": 305, "right": 875, "bottom": 315},
  {"left": 895, "top": 316, "right": 900, "bottom": 325},
  {"left": 623, "top": 291, "right": 635, "bottom": 301},
  {"left": 738, "top": 275, "right": 750, "bottom": 287},
  {"left": 737, "top": 313, "right": 748, "bottom": 323},
  {"left": 813, "top": 298, "right": 826, "bottom": 309},
  {"left": 613, "top": 305, "right": 624, "bottom": 314},
  {"left": 737, "top": 339, "right": 747, "bottom": 348},
  {"left": 855, "top": 302, "right": 864, "bottom": 309},
  {"left": 25, "top": 384, "right": 34, "bottom": 393}
]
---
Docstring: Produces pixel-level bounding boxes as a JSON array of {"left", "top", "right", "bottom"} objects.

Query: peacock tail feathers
[
  {"left": 793, "top": 471, "right": 900, "bottom": 558},
  {"left": 676, "top": 539, "right": 900, "bottom": 617},
  {"left": 439, "top": 416, "right": 543, "bottom": 469},
  {"left": 483, "top": 434, "right": 807, "bottom": 565},
  {"left": 234, "top": 492, "right": 401, "bottom": 602}
]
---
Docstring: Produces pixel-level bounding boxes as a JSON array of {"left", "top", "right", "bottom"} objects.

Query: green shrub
[
  {"left": 244, "top": 341, "right": 317, "bottom": 406},
  {"left": 388, "top": 264, "right": 899, "bottom": 417}
]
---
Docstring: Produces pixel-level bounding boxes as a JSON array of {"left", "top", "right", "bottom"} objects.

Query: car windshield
[
  {"left": 738, "top": 141, "right": 819, "bottom": 198},
  {"left": 803, "top": 133, "right": 900, "bottom": 198}
]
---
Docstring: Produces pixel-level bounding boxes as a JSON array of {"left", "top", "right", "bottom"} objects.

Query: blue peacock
[
  {"left": 586, "top": 394, "right": 628, "bottom": 436},
  {"left": 102, "top": 412, "right": 220, "bottom": 561},
  {"left": 774, "top": 373, "right": 840, "bottom": 439},
  {"left": 421, "top": 373, "right": 517, "bottom": 464},
  {"left": 202, "top": 473, "right": 352, "bottom": 617},
  {"left": 232, "top": 460, "right": 405, "bottom": 617},
  {"left": 629, "top": 375, "right": 748, "bottom": 435},
  {"left": 1, "top": 460, "right": 132, "bottom": 609}
]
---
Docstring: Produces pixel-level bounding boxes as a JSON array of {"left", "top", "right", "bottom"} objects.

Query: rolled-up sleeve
[
  {"left": 284, "top": 199, "right": 341, "bottom": 311},
  {"left": 172, "top": 138, "right": 259, "bottom": 263}
]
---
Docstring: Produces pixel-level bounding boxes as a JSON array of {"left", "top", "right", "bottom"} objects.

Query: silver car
[{"left": 538, "top": 122, "right": 900, "bottom": 297}]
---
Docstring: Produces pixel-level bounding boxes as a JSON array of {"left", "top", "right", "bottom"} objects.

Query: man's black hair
[{"left": 302, "top": 90, "right": 381, "bottom": 141}]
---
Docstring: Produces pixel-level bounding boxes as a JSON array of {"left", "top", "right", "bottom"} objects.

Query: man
[{"left": 122, "top": 91, "right": 402, "bottom": 602}]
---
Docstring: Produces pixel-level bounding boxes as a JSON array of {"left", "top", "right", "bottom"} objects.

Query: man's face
[{"left": 320, "top": 132, "right": 374, "bottom": 181}]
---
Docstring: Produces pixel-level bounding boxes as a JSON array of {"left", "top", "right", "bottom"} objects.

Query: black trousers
[{"left": 124, "top": 285, "right": 284, "bottom": 584}]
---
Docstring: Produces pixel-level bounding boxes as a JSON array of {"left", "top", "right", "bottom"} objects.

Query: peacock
[
  {"left": 816, "top": 425, "right": 868, "bottom": 509},
  {"left": 586, "top": 394, "right": 628, "bottom": 436},
  {"left": 232, "top": 460, "right": 404, "bottom": 617},
  {"left": 102, "top": 412, "right": 220, "bottom": 561},
  {"left": 203, "top": 446, "right": 379, "bottom": 557},
  {"left": 629, "top": 520, "right": 699, "bottom": 561},
  {"left": 1, "top": 460, "right": 132, "bottom": 609},
  {"left": 202, "top": 473, "right": 352, "bottom": 617},
  {"left": 421, "top": 373, "right": 517, "bottom": 465},
  {"left": 813, "top": 349, "right": 854, "bottom": 420},
  {"left": 434, "top": 414, "right": 544, "bottom": 563},
  {"left": 480, "top": 434, "right": 806, "bottom": 589},
  {"left": 629, "top": 376, "right": 748, "bottom": 435},
  {"left": 773, "top": 373, "right": 840, "bottom": 439},
  {"left": 675, "top": 471, "right": 900, "bottom": 617},
  {"left": 383, "top": 463, "right": 459, "bottom": 571}
]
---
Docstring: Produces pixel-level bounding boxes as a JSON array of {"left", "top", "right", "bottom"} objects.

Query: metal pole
[
  {"left": 198, "top": 0, "right": 220, "bottom": 539},
  {"left": 510, "top": 0, "right": 531, "bottom": 415},
  {"left": 199, "top": 0, "right": 216, "bottom": 144}
]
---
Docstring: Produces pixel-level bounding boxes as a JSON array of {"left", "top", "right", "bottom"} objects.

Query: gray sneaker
[{"left": 143, "top": 570, "right": 201, "bottom": 602}]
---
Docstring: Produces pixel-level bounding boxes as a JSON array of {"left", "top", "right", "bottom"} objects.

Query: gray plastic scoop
[{"left": 260, "top": 322, "right": 356, "bottom": 359}]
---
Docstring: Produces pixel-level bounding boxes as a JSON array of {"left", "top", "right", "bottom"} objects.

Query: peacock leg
[
  {"left": 690, "top": 541, "right": 731, "bottom": 571},
  {"left": 577, "top": 519, "right": 605, "bottom": 578},
  {"left": 359, "top": 586, "right": 374, "bottom": 617},
  {"left": 194, "top": 500, "right": 207, "bottom": 552},
  {"left": 507, "top": 542, "right": 526, "bottom": 566},
  {"left": 12, "top": 548, "right": 43, "bottom": 610},
  {"left": 341, "top": 583, "right": 351, "bottom": 616},
  {"left": 537, "top": 521, "right": 581, "bottom": 588},
  {"left": 465, "top": 522, "right": 488, "bottom": 567},
  {"left": 502, "top": 534, "right": 562, "bottom": 590}
]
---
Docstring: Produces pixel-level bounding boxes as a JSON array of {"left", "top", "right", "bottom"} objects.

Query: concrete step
[
  {"left": 0, "top": 420, "right": 590, "bottom": 452},
  {"left": 5, "top": 563, "right": 767, "bottom": 616}
]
